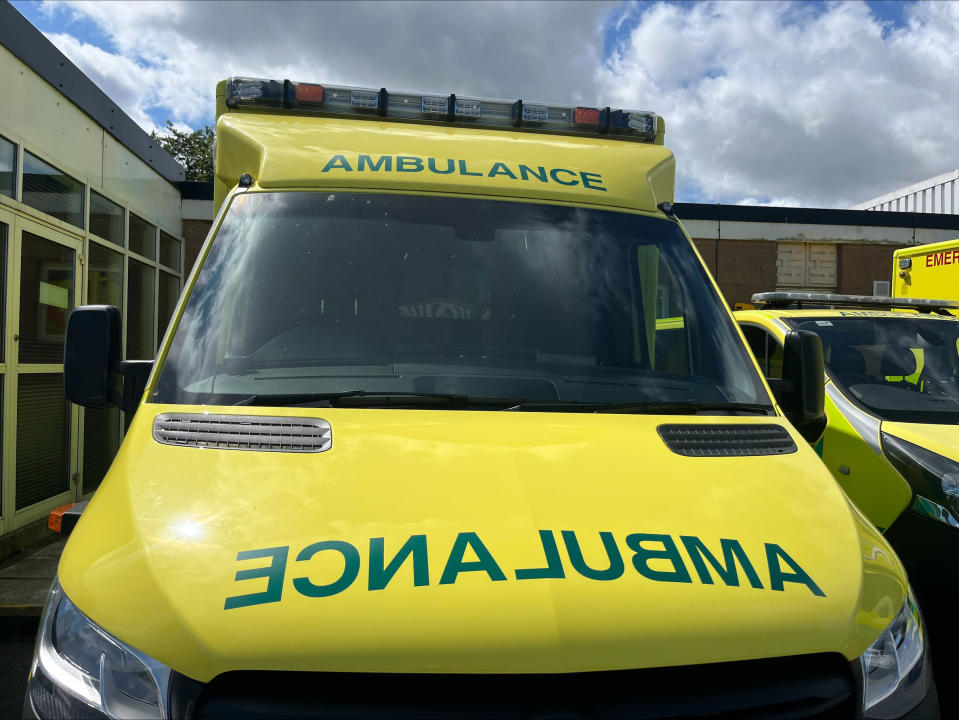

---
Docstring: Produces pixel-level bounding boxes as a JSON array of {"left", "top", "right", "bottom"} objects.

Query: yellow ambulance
[
  {"left": 26, "top": 78, "right": 936, "bottom": 718},
  {"left": 894, "top": 239, "right": 959, "bottom": 315},
  {"left": 737, "top": 291, "right": 959, "bottom": 714}
]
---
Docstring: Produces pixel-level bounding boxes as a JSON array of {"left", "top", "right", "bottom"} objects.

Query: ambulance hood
[
  {"left": 882, "top": 421, "right": 959, "bottom": 463},
  {"left": 59, "top": 407, "right": 905, "bottom": 682}
]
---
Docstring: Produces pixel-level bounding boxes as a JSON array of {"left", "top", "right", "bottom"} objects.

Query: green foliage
[{"left": 151, "top": 120, "right": 214, "bottom": 182}]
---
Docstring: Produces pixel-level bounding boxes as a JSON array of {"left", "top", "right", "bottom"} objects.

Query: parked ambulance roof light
[
  {"left": 422, "top": 96, "right": 449, "bottom": 116},
  {"left": 455, "top": 98, "right": 482, "bottom": 118},
  {"left": 225, "top": 76, "right": 660, "bottom": 142},
  {"left": 751, "top": 292, "right": 959, "bottom": 315},
  {"left": 295, "top": 83, "right": 324, "bottom": 103},
  {"left": 573, "top": 107, "right": 601, "bottom": 127},
  {"left": 521, "top": 103, "right": 549, "bottom": 124},
  {"left": 350, "top": 90, "right": 379, "bottom": 110}
]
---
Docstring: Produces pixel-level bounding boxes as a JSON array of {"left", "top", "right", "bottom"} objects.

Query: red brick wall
[
  {"left": 182, "top": 219, "right": 213, "bottom": 276},
  {"left": 690, "top": 238, "right": 779, "bottom": 307},
  {"left": 837, "top": 243, "right": 910, "bottom": 296}
]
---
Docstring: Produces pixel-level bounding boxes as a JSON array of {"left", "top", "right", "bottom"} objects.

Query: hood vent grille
[
  {"left": 154, "top": 413, "right": 332, "bottom": 453},
  {"left": 658, "top": 424, "right": 796, "bottom": 457}
]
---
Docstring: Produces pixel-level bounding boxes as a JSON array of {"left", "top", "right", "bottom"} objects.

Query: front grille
[
  {"left": 153, "top": 413, "right": 331, "bottom": 452},
  {"left": 658, "top": 424, "right": 797, "bottom": 457},
  {"left": 188, "top": 654, "right": 856, "bottom": 719}
]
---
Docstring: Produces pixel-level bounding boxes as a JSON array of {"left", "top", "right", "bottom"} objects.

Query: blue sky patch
[
  {"left": 865, "top": 0, "right": 910, "bottom": 31},
  {"left": 11, "top": 1, "right": 118, "bottom": 53}
]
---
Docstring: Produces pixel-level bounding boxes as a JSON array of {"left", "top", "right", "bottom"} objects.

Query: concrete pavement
[{"left": 0, "top": 536, "right": 63, "bottom": 718}]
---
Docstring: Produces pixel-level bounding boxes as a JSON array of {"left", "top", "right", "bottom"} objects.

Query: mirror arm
[{"left": 116, "top": 360, "right": 154, "bottom": 415}]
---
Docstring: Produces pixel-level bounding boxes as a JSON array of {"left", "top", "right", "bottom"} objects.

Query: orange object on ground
[{"left": 48, "top": 503, "right": 76, "bottom": 533}]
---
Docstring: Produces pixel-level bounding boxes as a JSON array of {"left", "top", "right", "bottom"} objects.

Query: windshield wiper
[
  {"left": 233, "top": 392, "right": 773, "bottom": 415},
  {"left": 234, "top": 391, "right": 508, "bottom": 409},
  {"left": 504, "top": 400, "right": 775, "bottom": 415}
]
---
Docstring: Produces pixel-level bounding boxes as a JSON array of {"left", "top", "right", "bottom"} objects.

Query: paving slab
[
  {"left": 0, "top": 578, "right": 50, "bottom": 614},
  {"left": 0, "top": 554, "right": 59, "bottom": 580},
  {"left": 0, "top": 536, "right": 64, "bottom": 615},
  {"left": 24, "top": 538, "right": 66, "bottom": 558}
]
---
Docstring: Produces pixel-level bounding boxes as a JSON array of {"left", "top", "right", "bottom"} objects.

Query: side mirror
[
  {"left": 64, "top": 306, "right": 121, "bottom": 408},
  {"left": 64, "top": 306, "right": 154, "bottom": 414},
  {"left": 772, "top": 330, "right": 826, "bottom": 443}
]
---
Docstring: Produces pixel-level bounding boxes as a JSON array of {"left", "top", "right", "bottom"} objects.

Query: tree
[{"left": 151, "top": 120, "right": 214, "bottom": 182}]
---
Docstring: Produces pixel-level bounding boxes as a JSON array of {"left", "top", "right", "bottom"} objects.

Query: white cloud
[
  {"left": 30, "top": 0, "right": 959, "bottom": 208},
  {"left": 41, "top": 32, "right": 163, "bottom": 133},
  {"left": 597, "top": 1, "right": 959, "bottom": 207},
  {"left": 37, "top": 0, "right": 614, "bottom": 130}
]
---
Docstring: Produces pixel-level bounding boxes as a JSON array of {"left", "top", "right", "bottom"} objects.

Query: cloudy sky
[{"left": 10, "top": 0, "right": 959, "bottom": 208}]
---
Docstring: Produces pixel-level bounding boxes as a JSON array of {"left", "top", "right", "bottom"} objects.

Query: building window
[
  {"left": 90, "top": 192, "right": 125, "bottom": 246},
  {"left": 873, "top": 280, "right": 891, "bottom": 297},
  {"left": 159, "top": 230, "right": 180, "bottom": 271},
  {"left": 157, "top": 271, "right": 180, "bottom": 346},
  {"left": 18, "top": 232, "right": 75, "bottom": 364},
  {"left": 22, "top": 151, "right": 84, "bottom": 228},
  {"left": 129, "top": 213, "right": 156, "bottom": 260},
  {"left": 0, "top": 135, "right": 15, "bottom": 199},
  {"left": 126, "top": 259, "right": 155, "bottom": 359}
]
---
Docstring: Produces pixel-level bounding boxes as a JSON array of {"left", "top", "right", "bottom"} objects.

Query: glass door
[{"left": 1, "top": 214, "right": 81, "bottom": 533}]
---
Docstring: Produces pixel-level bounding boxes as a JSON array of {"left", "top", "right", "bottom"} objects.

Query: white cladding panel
[
  {"left": 0, "top": 45, "right": 102, "bottom": 185},
  {"left": 0, "top": 44, "right": 181, "bottom": 235},
  {"left": 103, "top": 134, "right": 181, "bottom": 235}
]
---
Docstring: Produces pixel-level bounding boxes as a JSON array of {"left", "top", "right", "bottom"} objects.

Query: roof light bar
[
  {"left": 751, "top": 292, "right": 959, "bottom": 315},
  {"left": 225, "top": 76, "right": 659, "bottom": 142}
]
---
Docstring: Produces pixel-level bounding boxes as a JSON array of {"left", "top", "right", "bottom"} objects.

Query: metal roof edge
[
  {"left": 673, "top": 202, "right": 959, "bottom": 231},
  {"left": 0, "top": 1, "right": 185, "bottom": 184}
]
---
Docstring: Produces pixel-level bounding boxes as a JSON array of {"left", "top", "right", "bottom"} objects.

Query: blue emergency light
[{"left": 225, "top": 76, "right": 659, "bottom": 142}]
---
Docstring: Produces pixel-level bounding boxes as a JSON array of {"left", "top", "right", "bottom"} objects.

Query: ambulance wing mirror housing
[
  {"left": 64, "top": 306, "right": 153, "bottom": 414},
  {"left": 776, "top": 330, "right": 826, "bottom": 443},
  {"left": 65, "top": 305, "right": 122, "bottom": 408}
]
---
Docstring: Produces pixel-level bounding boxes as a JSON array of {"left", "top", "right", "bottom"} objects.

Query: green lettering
[
  {"left": 321, "top": 154, "right": 353, "bottom": 172},
  {"left": 396, "top": 156, "right": 424, "bottom": 172},
  {"left": 428, "top": 158, "right": 456, "bottom": 174},
  {"left": 458, "top": 160, "right": 483, "bottom": 177},
  {"left": 439, "top": 532, "right": 506, "bottom": 584},
  {"left": 515, "top": 530, "right": 565, "bottom": 580},
  {"left": 488, "top": 162, "right": 517, "bottom": 179},
  {"left": 357, "top": 154, "right": 392, "bottom": 172},
  {"left": 224, "top": 546, "right": 289, "bottom": 610},
  {"left": 292, "top": 540, "right": 360, "bottom": 598},
  {"left": 580, "top": 171, "right": 607, "bottom": 192},
  {"left": 680, "top": 536, "right": 763, "bottom": 589},
  {"left": 562, "top": 530, "right": 624, "bottom": 581},
  {"left": 369, "top": 535, "right": 429, "bottom": 590},
  {"left": 765, "top": 543, "right": 825, "bottom": 597},
  {"left": 549, "top": 168, "right": 579, "bottom": 186},
  {"left": 519, "top": 165, "right": 548, "bottom": 182},
  {"left": 626, "top": 533, "right": 692, "bottom": 583}
]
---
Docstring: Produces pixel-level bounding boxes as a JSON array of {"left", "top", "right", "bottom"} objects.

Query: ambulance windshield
[
  {"left": 154, "top": 191, "right": 768, "bottom": 411},
  {"left": 789, "top": 316, "right": 959, "bottom": 424}
]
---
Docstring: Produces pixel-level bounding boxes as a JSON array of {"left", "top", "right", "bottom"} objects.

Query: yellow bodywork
[
  {"left": 61, "top": 406, "right": 903, "bottom": 682},
  {"left": 56, "top": 87, "right": 910, "bottom": 684},
  {"left": 894, "top": 239, "right": 959, "bottom": 316},
  {"left": 736, "top": 308, "right": 959, "bottom": 531}
]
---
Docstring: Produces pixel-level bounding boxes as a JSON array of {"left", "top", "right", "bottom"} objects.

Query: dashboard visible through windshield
[
  {"left": 787, "top": 315, "right": 959, "bottom": 424},
  {"left": 153, "top": 191, "right": 768, "bottom": 412}
]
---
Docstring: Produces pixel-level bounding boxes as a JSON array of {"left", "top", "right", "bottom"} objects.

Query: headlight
[
  {"left": 883, "top": 432, "right": 959, "bottom": 527},
  {"left": 859, "top": 590, "right": 932, "bottom": 719},
  {"left": 27, "top": 579, "right": 172, "bottom": 720}
]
